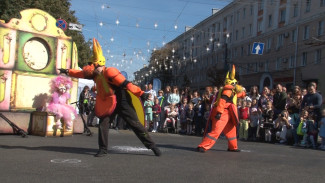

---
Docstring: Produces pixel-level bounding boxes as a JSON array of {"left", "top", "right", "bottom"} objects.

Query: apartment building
[{"left": 135, "top": 0, "right": 325, "bottom": 94}]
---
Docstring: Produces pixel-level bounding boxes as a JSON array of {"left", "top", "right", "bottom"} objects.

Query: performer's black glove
[
  {"left": 58, "top": 68, "right": 69, "bottom": 75},
  {"left": 140, "top": 93, "right": 149, "bottom": 101},
  {"left": 215, "top": 113, "right": 221, "bottom": 120}
]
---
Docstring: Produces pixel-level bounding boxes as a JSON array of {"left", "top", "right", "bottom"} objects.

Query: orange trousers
[{"left": 198, "top": 105, "right": 238, "bottom": 151}]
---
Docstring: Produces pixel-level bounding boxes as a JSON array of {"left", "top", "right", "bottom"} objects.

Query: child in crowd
[
  {"left": 157, "top": 90, "right": 165, "bottom": 131},
  {"left": 319, "top": 109, "right": 325, "bottom": 150},
  {"left": 179, "top": 98, "right": 189, "bottom": 134},
  {"left": 163, "top": 104, "right": 178, "bottom": 129},
  {"left": 298, "top": 110, "right": 308, "bottom": 146},
  {"left": 195, "top": 99, "right": 204, "bottom": 136},
  {"left": 249, "top": 107, "right": 260, "bottom": 141},
  {"left": 186, "top": 103, "right": 195, "bottom": 135},
  {"left": 261, "top": 101, "right": 274, "bottom": 142},
  {"left": 274, "top": 110, "right": 291, "bottom": 144},
  {"left": 306, "top": 114, "right": 318, "bottom": 149},
  {"left": 144, "top": 93, "right": 154, "bottom": 130},
  {"left": 152, "top": 98, "right": 161, "bottom": 133},
  {"left": 251, "top": 98, "right": 258, "bottom": 109},
  {"left": 239, "top": 100, "right": 250, "bottom": 141}
]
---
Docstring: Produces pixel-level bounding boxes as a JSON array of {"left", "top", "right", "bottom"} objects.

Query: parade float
[{"left": 0, "top": 9, "right": 81, "bottom": 136}]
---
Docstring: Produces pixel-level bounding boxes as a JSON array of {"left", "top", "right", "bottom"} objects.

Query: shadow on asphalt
[
  {"left": 0, "top": 145, "right": 157, "bottom": 157},
  {"left": 0, "top": 145, "right": 96, "bottom": 155}
]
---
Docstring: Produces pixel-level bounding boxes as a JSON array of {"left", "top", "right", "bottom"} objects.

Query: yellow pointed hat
[
  {"left": 91, "top": 38, "right": 106, "bottom": 66},
  {"left": 224, "top": 65, "right": 237, "bottom": 85}
]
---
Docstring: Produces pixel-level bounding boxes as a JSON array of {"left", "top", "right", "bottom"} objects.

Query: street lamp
[{"left": 224, "top": 33, "right": 230, "bottom": 72}]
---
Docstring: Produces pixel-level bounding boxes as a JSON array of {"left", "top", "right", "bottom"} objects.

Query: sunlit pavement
[{"left": 0, "top": 127, "right": 324, "bottom": 183}]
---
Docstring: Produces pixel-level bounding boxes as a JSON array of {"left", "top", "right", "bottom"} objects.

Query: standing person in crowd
[
  {"left": 197, "top": 65, "right": 246, "bottom": 152},
  {"left": 260, "top": 101, "right": 274, "bottom": 142},
  {"left": 211, "top": 86, "right": 219, "bottom": 105},
  {"left": 152, "top": 98, "right": 161, "bottom": 133},
  {"left": 287, "top": 86, "right": 303, "bottom": 145},
  {"left": 144, "top": 93, "right": 154, "bottom": 130},
  {"left": 251, "top": 98, "right": 258, "bottom": 109},
  {"left": 301, "top": 82, "right": 323, "bottom": 127},
  {"left": 273, "top": 84, "right": 287, "bottom": 119},
  {"left": 79, "top": 85, "right": 90, "bottom": 115},
  {"left": 87, "top": 86, "right": 97, "bottom": 126},
  {"left": 202, "top": 86, "right": 213, "bottom": 107},
  {"left": 282, "top": 87, "right": 287, "bottom": 93},
  {"left": 194, "top": 99, "right": 204, "bottom": 136},
  {"left": 191, "top": 90, "right": 201, "bottom": 107},
  {"left": 298, "top": 110, "right": 309, "bottom": 146},
  {"left": 157, "top": 90, "right": 165, "bottom": 131},
  {"left": 61, "top": 38, "right": 161, "bottom": 157},
  {"left": 164, "top": 85, "right": 172, "bottom": 105},
  {"left": 203, "top": 104, "right": 211, "bottom": 134},
  {"left": 179, "top": 97, "right": 189, "bottom": 134},
  {"left": 167, "top": 86, "right": 180, "bottom": 106},
  {"left": 248, "top": 86, "right": 260, "bottom": 101},
  {"left": 146, "top": 83, "right": 156, "bottom": 101},
  {"left": 318, "top": 109, "right": 325, "bottom": 150},
  {"left": 239, "top": 100, "right": 250, "bottom": 141},
  {"left": 238, "top": 100, "right": 249, "bottom": 140},
  {"left": 274, "top": 110, "right": 292, "bottom": 144},
  {"left": 186, "top": 103, "right": 195, "bottom": 135},
  {"left": 306, "top": 114, "right": 318, "bottom": 149},
  {"left": 144, "top": 84, "right": 149, "bottom": 93},
  {"left": 258, "top": 87, "right": 273, "bottom": 111},
  {"left": 249, "top": 107, "right": 260, "bottom": 141},
  {"left": 180, "top": 87, "right": 191, "bottom": 104},
  {"left": 302, "top": 88, "right": 308, "bottom": 97}
]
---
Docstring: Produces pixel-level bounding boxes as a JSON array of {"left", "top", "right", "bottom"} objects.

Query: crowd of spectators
[{"left": 141, "top": 82, "right": 325, "bottom": 151}]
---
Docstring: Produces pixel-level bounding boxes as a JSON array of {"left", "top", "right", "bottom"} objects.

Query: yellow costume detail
[{"left": 91, "top": 38, "right": 106, "bottom": 66}]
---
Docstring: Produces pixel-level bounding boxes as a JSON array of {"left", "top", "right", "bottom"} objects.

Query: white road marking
[
  {"left": 111, "top": 146, "right": 150, "bottom": 152},
  {"left": 50, "top": 159, "right": 81, "bottom": 163}
]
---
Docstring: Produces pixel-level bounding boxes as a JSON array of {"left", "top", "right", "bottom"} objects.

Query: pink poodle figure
[{"left": 46, "top": 76, "right": 77, "bottom": 130}]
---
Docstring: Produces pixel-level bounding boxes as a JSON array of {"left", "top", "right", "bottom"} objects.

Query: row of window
[{"left": 236, "top": 49, "right": 322, "bottom": 75}]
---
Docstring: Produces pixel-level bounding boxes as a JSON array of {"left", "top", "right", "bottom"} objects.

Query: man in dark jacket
[
  {"left": 301, "top": 82, "right": 323, "bottom": 125},
  {"left": 273, "top": 84, "right": 287, "bottom": 119}
]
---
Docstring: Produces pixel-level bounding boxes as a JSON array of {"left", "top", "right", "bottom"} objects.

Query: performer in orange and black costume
[
  {"left": 59, "top": 38, "right": 161, "bottom": 157},
  {"left": 197, "top": 65, "right": 245, "bottom": 152}
]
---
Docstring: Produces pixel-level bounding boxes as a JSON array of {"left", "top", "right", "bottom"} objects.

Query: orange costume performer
[
  {"left": 198, "top": 65, "right": 245, "bottom": 152},
  {"left": 59, "top": 38, "right": 161, "bottom": 157}
]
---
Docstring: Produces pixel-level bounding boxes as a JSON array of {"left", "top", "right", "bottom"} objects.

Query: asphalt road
[{"left": 0, "top": 128, "right": 324, "bottom": 183}]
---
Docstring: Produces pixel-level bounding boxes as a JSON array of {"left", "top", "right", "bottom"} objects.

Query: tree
[
  {"left": 206, "top": 66, "right": 226, "bottom": 87},
  {"left": 182, "top": 74, "right": 191, "bottom": 88},
  {"left": 0, "top": 0, "right": 91, "bottom": 67}
]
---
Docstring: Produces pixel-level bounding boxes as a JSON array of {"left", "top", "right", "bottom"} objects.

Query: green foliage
[
  {"left": 0, "top": 0, "right": 91, "bottom": 67},
  {"left": 206, "top": 66, "right": 226, "bottom": 87},
  {"left": 182, "top": 74, "right": 191, "bottom": 88}
]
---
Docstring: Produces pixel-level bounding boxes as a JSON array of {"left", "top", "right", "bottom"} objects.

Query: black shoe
[
  {"left": 151, "top": 147, "right": 161, "bottom": 156},
  {"left": 227, "top": 148, "right": 241, "bottom": 152},
  {"left": 197, "top": 147, "right": 206, "bottom": 153},
  {"left": 94, "top": 150, "right": 108, "bottom": 157}
]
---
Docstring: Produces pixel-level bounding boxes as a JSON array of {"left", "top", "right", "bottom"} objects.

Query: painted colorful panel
[
  {"left": 0, "top": 28, "right": 16, "bottom": 69},
  {"left": 16, "top": 32, "right": 56, "bottom": 74},
  {"left": 56, "top": 39, "right": 73, "bottom": 74},
  {"left": 0, "top": 70, "right": 12, "bottom": 110},
  {"left": 11, "top": 71, "right": 52, "bottom": 110}
]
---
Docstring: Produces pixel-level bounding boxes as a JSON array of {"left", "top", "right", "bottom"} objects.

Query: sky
[{"left": 70, "top": 0, "right": 231, "bottom": 80}]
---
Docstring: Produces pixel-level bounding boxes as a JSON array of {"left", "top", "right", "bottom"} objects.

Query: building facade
[{"left": 134, "top": 0, "right": 325, "bottom": 94}]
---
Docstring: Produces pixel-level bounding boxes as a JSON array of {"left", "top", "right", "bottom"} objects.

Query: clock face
[{"left": 23, "top": 39, "right": 49, "bottom": 70}]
